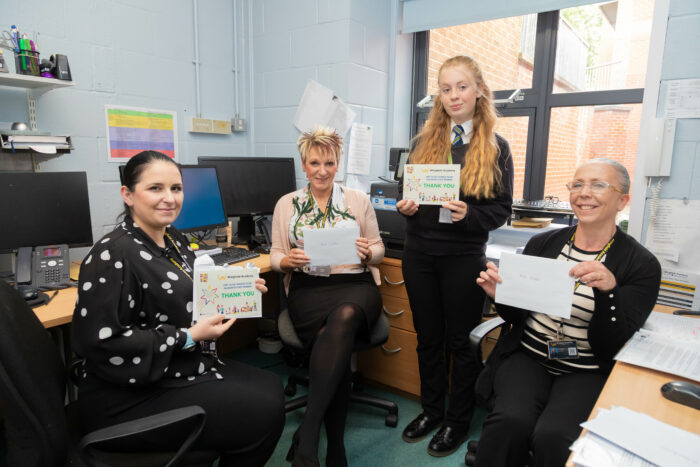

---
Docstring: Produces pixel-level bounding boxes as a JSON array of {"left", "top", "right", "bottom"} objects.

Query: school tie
[{"left": 452, "top": 124, "right": 465, "bottom": 147}]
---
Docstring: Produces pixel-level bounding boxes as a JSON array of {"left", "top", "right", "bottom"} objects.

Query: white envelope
[
  {"left": 302, "top": 226, "right": 361, "bottom": 266},
  {"left": 495, "top": 253, "right": 575, "bottom": 319}
]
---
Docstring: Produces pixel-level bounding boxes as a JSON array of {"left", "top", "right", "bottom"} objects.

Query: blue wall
[
  {"left": 642, "top": 0, "right": 700, "bottom": 240},
  {"left": 250, "top": 0, "right": 394, "bottom": 185},
  {"left": 0, "top": 0, "right": 252, "bottom": 258},
  {"left": 2, "top": 0, "right": 695, "bottom": 266}
]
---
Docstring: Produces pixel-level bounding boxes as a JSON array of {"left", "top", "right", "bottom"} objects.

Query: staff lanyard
[
  {"left": 555, "top": 231, "right": 615, "bottom": 340},
  {"left": 308, "top": 184, "right": 333, "bottom": 229},
  {"left": 164, "top": 232, "right": 193, "bottom": 282},
  {"left": 567, "top": 232, "right": 614, "bottom": 292}
]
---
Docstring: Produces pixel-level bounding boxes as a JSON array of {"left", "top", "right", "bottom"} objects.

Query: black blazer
[{"left": 475, "top": 225, "right": 661, "bottom": 401}]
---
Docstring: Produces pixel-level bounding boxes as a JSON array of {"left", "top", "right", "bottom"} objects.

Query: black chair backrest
[{"left": 0, "top": 281, "right": 68, "bottom": 466}]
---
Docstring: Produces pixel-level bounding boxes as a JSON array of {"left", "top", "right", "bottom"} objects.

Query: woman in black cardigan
[{"left": 473, "top": 158, "right": 661, "bottom": 467}]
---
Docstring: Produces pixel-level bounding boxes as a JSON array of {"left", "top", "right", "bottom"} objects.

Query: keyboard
[
  {"left": 209, "top": 247, "right": 260, "bottom": 266},
  {"left": 512, "top": 199, "right": 573, "bottom": 212}
]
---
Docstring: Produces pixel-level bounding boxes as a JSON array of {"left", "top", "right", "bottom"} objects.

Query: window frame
[{"left": 411, "top": 10, "right": 645, "bottom": 200}]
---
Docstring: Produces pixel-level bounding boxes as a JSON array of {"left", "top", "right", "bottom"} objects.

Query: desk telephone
[{"left": 16, "top": 245, "right": 71, "bottom": 289}]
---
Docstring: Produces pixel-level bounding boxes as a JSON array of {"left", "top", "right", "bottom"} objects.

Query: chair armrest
[
  {"left": 469, "top": 317, "right": 506, "bottom": 366},
  {"left": 79, "top": 405, "right": 207, "bottom": 467}
]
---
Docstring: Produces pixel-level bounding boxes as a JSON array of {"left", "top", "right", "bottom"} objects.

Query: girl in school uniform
[{"left": 396, "top": 55, "right": 514, "bottom": 457}]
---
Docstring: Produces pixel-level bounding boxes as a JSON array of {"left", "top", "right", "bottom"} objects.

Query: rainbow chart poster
[{"left": 105, "top": 105, "right": 178, "bottom": 161}]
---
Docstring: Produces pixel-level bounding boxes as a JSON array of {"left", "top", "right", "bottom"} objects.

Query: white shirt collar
[{"left": 451, "top": 120, "right": 473, "bottom": 143}]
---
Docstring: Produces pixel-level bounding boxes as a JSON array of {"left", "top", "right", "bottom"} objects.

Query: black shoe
[
  {"left": 401, "top": 413, "right": 444, "bottom": 443},
  {"left": 427, "top": 425, "right": 469, "bottom": 457}
]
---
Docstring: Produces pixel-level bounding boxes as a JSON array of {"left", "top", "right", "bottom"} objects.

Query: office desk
[
  {"left": 566, "top": 305, "right": 700, "bottom": 465},
  {"left": 33, "top": 254, "right": 273, "bottom": 329}
]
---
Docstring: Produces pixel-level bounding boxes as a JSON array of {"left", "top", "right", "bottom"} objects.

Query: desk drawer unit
[
  {"left": 378, "top": 258, "right": 408, "bottom": 299},
  {"left": 359, "top": 258, "right": 421, "bottom": 396},
  {"left": 358, "top": 326, "right": 420, "bottom": 396},
  {"left": 381, "top": 294, "right": 414, "bottom": 333}
]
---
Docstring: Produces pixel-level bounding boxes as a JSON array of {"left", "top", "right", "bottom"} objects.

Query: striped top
[{"left": 520, "top": 243, "right": 607, "bottom": 375}]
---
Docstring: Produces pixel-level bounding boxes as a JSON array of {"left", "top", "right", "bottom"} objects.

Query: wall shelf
[{"left": 0, "top": 74, "right": 74, "bottom": 90}]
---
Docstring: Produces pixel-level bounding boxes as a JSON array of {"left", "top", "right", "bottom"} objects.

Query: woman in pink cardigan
[{"left": 270, "top": 126, "right": 385, "bottom": 467}]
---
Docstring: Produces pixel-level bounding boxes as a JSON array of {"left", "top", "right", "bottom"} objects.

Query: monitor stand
[{"left": 231, "top": 215, "right": 260, "bottom": 250}]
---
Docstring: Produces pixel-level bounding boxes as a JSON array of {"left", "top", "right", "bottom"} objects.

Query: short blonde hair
[{"left": 297, "top": 126, "right": 343, "bottom": 164}]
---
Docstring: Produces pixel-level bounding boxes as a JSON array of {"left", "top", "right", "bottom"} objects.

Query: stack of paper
[
  {"left": 570, "top": 406, "right": 700, "bottom": 467},
  {"left": 614, "top": 312, "right": 700, "bottom": 382}
]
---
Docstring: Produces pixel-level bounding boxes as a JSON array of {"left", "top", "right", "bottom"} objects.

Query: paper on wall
[
  {"left": 193, "top": 257, "right": 261, "bottom": 320},
  {"left": 644, "top": 199, "right": 700, "bottom": 272},
  {"left": 293, "top": 80, "right": 356, "bottom": 136},
  {"left": 656, "top": 268, "right": 700, "bottom": 311},
  {"left": 345, "top": 173, "right": 370, "bottom": 193},
  {"left": 346, "top": 123, "right": 372, "bottom": 175},
  {"left": 664, "top": 78, "right": 700, "bottom": 119}
]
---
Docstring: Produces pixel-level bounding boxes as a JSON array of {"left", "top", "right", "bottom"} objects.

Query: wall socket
[{"left": 232, "top": 116, "right": 246, "bottom": 132}]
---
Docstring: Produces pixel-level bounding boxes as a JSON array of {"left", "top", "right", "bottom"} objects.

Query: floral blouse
[
  {"left": 288, "top": 183, "right": 364, "bottom": 275},
  {"left": 72, "top": 216, "right": 221, "bottom": 389}
]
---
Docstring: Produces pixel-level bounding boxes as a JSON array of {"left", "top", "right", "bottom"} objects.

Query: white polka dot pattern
[
  {"left": 98, "top": 328, "right": 112, "bottom": 340},
  {"left": 140, "top": 251, "right": 152, "bottom": 260},
  {"left": 100, "top": 250, "right": 111, "bottom": 261},
  {"left": 109, "top": 356, "right": 124, "bottom": 365}
]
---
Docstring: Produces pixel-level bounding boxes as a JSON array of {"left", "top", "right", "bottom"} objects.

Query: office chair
[
  {"left": 463, "top": 302, "right": 538, "bottom": 467},
  {"left": 277, "top": 308, "right": 399, "bottom": 427},
  {"left": 0, "top": 280, "right": 220, "bottom": 467}
]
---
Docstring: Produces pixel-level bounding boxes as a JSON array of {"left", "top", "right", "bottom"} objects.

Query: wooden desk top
[
  {"left": 34, "top": 254, "right": 272, "bottom": 329},
  {"left": 566, "top": 305, "right": 700, "bottom": 465}
]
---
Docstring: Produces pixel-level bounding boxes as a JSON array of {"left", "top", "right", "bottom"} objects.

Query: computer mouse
[
  {"left": 660, "top": 381, "right": 700, "bottom": 411},
  {"left": 17, "top": 284, "right": 38, "bottom": 301}
]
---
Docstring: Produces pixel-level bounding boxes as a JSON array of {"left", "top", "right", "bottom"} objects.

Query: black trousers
[
  {"left": 402, "top": 248, "right": 486, "bottom": 429},
  {"left": 78, "top": 360, "right": 285, "bottom": 467},
  {"left": 475, "top": 350, "right": 607, "bottom": 467}
]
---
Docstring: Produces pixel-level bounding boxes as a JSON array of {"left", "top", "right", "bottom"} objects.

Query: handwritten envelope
[
  {"left": 495, "top": 253, "right": 575, "bottom": 319},
  {"left": 302, "top": 226, "right": 361, "bottom": 266}
]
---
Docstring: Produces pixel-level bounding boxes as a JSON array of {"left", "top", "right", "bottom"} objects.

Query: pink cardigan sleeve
[{"left": 270, "top": 194, "right": 293, "bottom": 273}]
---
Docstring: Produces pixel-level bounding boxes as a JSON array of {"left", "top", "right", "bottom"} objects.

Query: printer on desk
[{"left": 370, "top": 181, "right": 406, "bottom": 259}]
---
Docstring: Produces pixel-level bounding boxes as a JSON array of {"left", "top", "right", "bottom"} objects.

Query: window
[{"left": 412, "top": 1, "right": 654, "bottom": 202}]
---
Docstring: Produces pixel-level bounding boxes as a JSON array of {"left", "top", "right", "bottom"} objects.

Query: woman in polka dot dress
[{"left": 72, "top": 151, "right": 284, "bottom": 466}]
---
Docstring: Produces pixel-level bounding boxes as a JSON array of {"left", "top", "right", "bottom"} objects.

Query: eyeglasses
[{"left": 565, "top": 180, "right": 624, "bottom": 194}]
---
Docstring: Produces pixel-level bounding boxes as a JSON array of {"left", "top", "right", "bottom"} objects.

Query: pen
[
  {"left": 29, "top": 40, "right": 36, "bottom": 74},
  {"left": 10, "top": 25, "right": 19, "bottom": 52}
]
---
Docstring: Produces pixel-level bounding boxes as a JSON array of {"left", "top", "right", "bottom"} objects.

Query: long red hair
[{"left": 411, "top": 56, "right": 502, "bottom": 199}]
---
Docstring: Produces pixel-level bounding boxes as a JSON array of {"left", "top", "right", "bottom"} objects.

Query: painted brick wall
[
  {"left": 0, "top": 0, "right": 252, "bottom": 262},
  {"left": 251, "top": 0, "right": 392, "bottom": 185}
]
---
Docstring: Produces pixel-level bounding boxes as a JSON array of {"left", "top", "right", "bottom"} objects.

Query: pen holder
[{"left": 15, "top": 50, "right": 40, "bottom": 76}]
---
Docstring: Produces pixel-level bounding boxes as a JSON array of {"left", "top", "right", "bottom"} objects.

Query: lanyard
[
  {"left": 164, "top": 232, "right": 193, "bottom": 282},
  {"left": 308, "top": 184, "right": 333, "bottom": 229},
  {"left": 567, "top": 232, "right": 614, "bottom": 292},
  {"left": 555, "top": 231, "right": 615, "bottom": 340}
]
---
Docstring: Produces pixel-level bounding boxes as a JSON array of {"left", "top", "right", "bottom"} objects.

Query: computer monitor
[
  {"left": 0, "top": 171, "right": 93, "bottom": 253},
  {"left": 197, "top": 156, "right": 297, "bottom": 245},
  {"left": 171, "top": 166, "right": 228, "bottom": 233}
]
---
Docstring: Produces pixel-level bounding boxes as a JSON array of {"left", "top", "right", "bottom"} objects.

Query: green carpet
[{"left": 227, "top": 345, "right": 486, "bottom": 467}]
